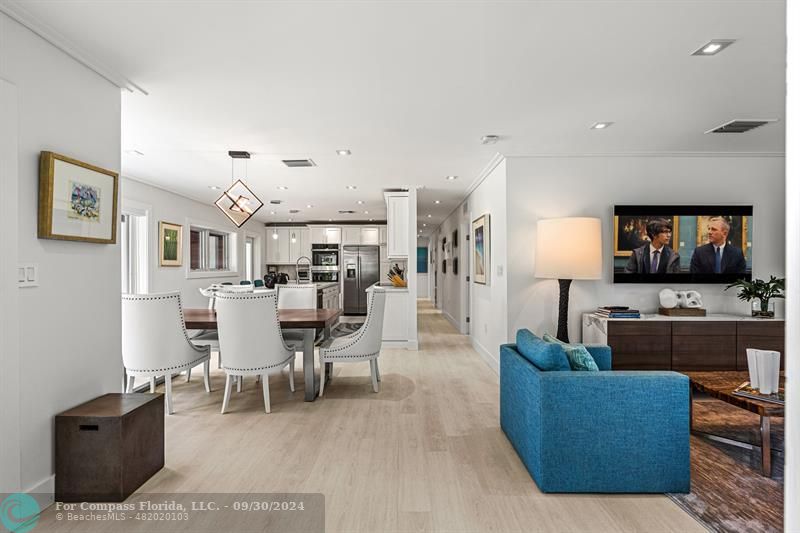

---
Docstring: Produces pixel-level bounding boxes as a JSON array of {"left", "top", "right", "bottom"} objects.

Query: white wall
[
  {"left": 1, "top": 13, "right": 121, "bottom": 497},
  {"left": 784, "top": 0, "right": 798, "bottom": 528},
  {"left": 432, "top": 203, "right": 467, "bottom": 329},
  {"left": 467, "top": 159, "right": 508, "bottom": 371},
  {"left": 0, "top": 78, "right": 21, "bottom": 493},
  {"left": 121, "top": 177, "right": 266, "bottom": 308},
  {"left": 506, "top": 156, "right": 785, "bottom": 342}
]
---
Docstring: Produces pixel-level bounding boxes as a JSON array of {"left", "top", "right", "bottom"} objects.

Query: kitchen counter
[
  {"left": 374, "top": 282, "right": 408, "bottom": 292},
  {"left": 279, "top": 281, "right": 338, "bottom": 290}
]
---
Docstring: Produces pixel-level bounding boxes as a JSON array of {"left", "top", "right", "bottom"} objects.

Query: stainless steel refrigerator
[{"left": 343, "top": 245, "right": 379, "bottom": 315}]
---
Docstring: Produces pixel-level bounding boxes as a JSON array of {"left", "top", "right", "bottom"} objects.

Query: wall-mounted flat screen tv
[{"left": 613, "top": 205, "right": 753, "bottom": 284}]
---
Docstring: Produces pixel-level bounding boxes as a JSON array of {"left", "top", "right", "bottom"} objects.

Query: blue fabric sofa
[{"left": 500, "top": 331, "right": 690, "bottom": 493}]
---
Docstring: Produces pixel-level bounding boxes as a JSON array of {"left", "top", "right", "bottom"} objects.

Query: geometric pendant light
[{"left": 215, "top": 150, "right": 264, "bottom": 227}]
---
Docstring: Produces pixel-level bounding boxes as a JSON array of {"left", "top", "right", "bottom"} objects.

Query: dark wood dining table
[{"left": 184, "top": 307, "right": 342, "bottom": 401}]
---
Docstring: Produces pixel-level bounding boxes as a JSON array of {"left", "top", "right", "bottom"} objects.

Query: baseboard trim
[
  {"left": 471, "top": 337, "right": 499, "bottom": 375},
  {"left": 383, "top": 340, "right": 418, "bottom": 350},
  {"left": 26, "top": 474, "right": 54, "bottom": 510},
  {"left": 442, "top": 310, "right": 460, "bottom": 332}
]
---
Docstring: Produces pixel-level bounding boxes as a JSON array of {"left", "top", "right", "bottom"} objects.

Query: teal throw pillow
[
  {"left": 542, "top": 333, "right": 600, "bottom": 372},
  {"left": 515, "top": 330, "right": 571, "bottom": 371}
]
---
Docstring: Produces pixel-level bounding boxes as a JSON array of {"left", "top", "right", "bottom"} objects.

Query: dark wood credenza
[{"left": 582, "top": 314, "right": 785, "bottom": 371}]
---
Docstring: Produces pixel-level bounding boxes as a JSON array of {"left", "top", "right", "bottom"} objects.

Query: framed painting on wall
[
  {"left": 38, "top": 151, "right": 119, "bottom": 244},
  {"left": 472, "top": 214, "right": 490, "bottom": 285},
  {"left": 159, "top": 221, "right": 183, "bottom": 267}
]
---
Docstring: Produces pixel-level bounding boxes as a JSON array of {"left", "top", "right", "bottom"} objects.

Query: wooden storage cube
[{"left": 55, "top": 393, "right": 164, "bottom": 502}]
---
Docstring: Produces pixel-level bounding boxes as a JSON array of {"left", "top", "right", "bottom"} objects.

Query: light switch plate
[{"left": 18, "top": 263, "right": 38, "bottom": 288}]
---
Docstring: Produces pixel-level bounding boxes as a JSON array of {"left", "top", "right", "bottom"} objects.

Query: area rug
[
  {"left": 668, "top": 397, "right": 784, "bottom": 533},
  {"left": 330, "top": 322, "right": 363, "bottom": 338}
]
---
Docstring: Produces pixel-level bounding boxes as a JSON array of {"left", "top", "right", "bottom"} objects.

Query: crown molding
[{"left": 0, "top": 1, "right": 147, "bottom": 94}]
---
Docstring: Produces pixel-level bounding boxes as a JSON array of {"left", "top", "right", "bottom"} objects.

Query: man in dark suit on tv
[
  {"left": 624, "top": 218, "right": 681, "bottom": 274},
  {"left": 690, "top": 217, "right": 747, "bottom": 274}
]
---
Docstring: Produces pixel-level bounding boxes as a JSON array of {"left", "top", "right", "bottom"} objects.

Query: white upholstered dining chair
[
  {"left": 214, "top": 291, "right": 296, "bottom": 413},
  {"left": 277, "top": 284, "right": 318, "bottom": 349},
  {"left": 319, "top": 287, "right": 387, "bottom": 396},
  {"left": 122, "top": 291, "right": 211, "bottom": 414}
]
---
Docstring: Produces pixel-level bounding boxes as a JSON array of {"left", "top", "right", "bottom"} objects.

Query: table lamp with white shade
[{"left": 535, "top": 217, "right": 603, "bottom": 342}]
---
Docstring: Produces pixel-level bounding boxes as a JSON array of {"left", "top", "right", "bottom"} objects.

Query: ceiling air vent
[
  {"left": 338, "top": 210, "right": 356, "bottom": 214},
  {"left": 289, "top": 209, "right": 300, "bottom": 214},
  {"left": 282, "top": 159, "right": 316, "bottom": 168},
  {"left": 269, "top": 200, "right": 282, "bottom": 205},
  {"left": 705, "top": 119, "right": 778, "bottom": 134}
]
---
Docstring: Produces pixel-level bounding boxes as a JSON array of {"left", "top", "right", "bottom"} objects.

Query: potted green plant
[{"left": 725, "top": 276, "right": 785, "bottom": 318}]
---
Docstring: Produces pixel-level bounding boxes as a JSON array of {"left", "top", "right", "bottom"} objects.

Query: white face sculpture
[
  {"left": 659, "top": 288, "right": 679, "bottom": 309},
  {"left": 682, "top": 290, "right": 703, "bottom": 308}
]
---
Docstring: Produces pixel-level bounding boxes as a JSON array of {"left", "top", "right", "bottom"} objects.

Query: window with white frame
[{"left": 190, "top": 225, "right": 235, "bottom": 272}]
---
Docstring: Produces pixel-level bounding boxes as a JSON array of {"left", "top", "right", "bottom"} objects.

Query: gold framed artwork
[
  {"left": 159, "top": 221, "right": 183, "bottom": 267},
  {"left": 472, "top": 214, "right": 490, "bottom": 285},
  {"left": 696, "top": 215, "right": 749, "bottom": 253},
  {"left": 38, "top": 151, "right": 119, "bottom": 244},
  {"left": 613, "top": 215, "right": 679, "bottom": 257}
]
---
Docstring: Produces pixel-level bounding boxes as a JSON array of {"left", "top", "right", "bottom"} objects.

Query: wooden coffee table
[{"left": 685, "top": 371, "right": 785, "bottom": 477}]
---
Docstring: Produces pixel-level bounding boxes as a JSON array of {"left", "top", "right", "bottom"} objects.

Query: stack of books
[{"left": 594, "top": 306, "right": 641, "bottom": 319}]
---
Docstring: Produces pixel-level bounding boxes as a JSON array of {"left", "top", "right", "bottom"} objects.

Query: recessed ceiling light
[
  {"left": 269, "top": 211, "right": 276, "bottom": 215},
  {"left": 423, "top": 223, "right": 427, "bottom": 227},
  {"left": 364, "top": 211, "right": 369, "bottom": 214},
  {"left": 336, "top": 149, "right": 351, "bottom": 156},
  {"left": 346, "top": 185, "right": 357, "bottom": 190},
  {"left": 691, "top": 39, "right": 736, "bottom": 56},
  {"left": 328, "top": 218, "right": 333, "bottom": 222},
  {"left": 357, "top": 200, "right": 365, "bottom": 205},
  {"left": 277, "top": 186, "right": 288, "bottom": 190},
  {"left": 427, "top": 214, "right": 432, "bottom": 218},
  {"left": 208, "top": 185, "right": 221, "bottom": 190},
  {"left": 288, "top": 218, "right": 293, "bottom": 222},
  {"left": 306, "top": 204, "right": 313, "bottom": 208},
  {"left": 590, "top": 122, "right": 614, "bottom": 130},
  {"left": 434, "top": 200, "right": 441, "bottom": 204},
  {"left": 369, "top": 218, "right": 374, "bottom": 221},
  {"left": 445, "top": 175, "right": 458, "bottom": 181},
  {"left": 481, "top": 135, "right": 500, "bottom": 145}
]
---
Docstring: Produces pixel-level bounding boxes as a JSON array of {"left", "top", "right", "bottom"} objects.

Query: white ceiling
[{"left": 9, "top": 1, "right": 785, "bottom": 236}]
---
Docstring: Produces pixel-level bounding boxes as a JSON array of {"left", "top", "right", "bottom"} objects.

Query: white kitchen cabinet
[
  {"left": 325, "top": 227, "right": 341, "bottom": 244},
  {"left": 310, "top": 226, "right": 341, "bottom": 245},
  {"left": 288, "top": 227, "right": 311, "bottom": 263},
  {"left": 379, "top": 225, "right": 387, "bottom": 245},
  {"left": 342, "top": 226, "right": 361, "bottom": 245},
  {"left": 384, "top": 192, "right": 409, "bottom": 257},
  {"left": 382, "top": 290, "right": 409, "bottom": 341},
  {"left": 361, "top": 227, "right": 379, "bottom": 245},
  {"left": 310, "top": 227, "right": 326, "bottom": 245},
  {"left": 266, "top": 227, "right": 291, "bottom": 263}
]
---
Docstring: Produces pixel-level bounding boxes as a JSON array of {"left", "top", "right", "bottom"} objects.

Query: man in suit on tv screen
[
  {"left": 690, "top": 217, "right": 747, "bottom": 274},
  {"left": 624, "top": 218, "right": 681, "bottom": 274}
]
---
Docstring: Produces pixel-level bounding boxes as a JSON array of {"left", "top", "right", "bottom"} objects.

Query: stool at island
[
  {"left": 55, "top": 393, "right": 164, "bottom": 502},
  {"left": 582, "top": 313, "right": 785, "bottom": 371}
]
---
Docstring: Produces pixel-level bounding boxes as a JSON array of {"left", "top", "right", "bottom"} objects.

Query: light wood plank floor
[{"left": 36, "top": 300, "right": 703, "bottom": 532}]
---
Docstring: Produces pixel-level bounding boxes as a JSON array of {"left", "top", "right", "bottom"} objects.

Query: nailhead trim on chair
[
  {"left": 125, "top": 351, "right": 210, "bottom": 374},
  {"left": 215, "top": 291, "right": 293, "bottom": 351},
  {"left": 320, "top": 289, "right": 379, "bottom": 357},
  {"left": 122, "top": 292, "right": 206, "bottom": 353}
]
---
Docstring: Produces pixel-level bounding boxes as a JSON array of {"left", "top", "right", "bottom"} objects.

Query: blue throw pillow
[
  {"left": 542, "top": 333, "right": 600, "bottom": 372},
  {"left": 515, "top": 330, "right": 570, "bottom": 371}
]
